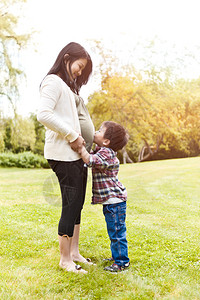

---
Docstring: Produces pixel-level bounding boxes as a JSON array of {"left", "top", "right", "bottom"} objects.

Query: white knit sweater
[{"left": 37, "top": 74, "right": 81, "bottom": 161}]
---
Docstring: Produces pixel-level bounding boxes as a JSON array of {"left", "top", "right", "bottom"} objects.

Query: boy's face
[{"left": 94, "top": 124, "right": 109, "bottom": 147}]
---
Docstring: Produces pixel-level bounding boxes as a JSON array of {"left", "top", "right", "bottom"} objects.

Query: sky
[{"left": 13, "top": 0, "right": 200, "bottom": 116}]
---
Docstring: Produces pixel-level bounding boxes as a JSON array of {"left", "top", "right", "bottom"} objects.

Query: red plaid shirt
[{"left": 87, "top": 146, "right": 127, "bottom": 204}]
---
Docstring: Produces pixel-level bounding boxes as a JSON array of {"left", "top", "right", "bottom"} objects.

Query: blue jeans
[{"left": 103, "top": 201, "right": 129, "bottom": 267}]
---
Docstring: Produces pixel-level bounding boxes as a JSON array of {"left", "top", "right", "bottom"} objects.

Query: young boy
[{"left": 79, "top": 121, "right": 130, "bottom": 272}]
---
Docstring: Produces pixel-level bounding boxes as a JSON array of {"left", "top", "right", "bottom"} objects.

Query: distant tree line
[
  {"left": 1, "top": 72, "right": 200, "bottom": 163},
  {"left": 0, "top": 113, "right": 45, "bottom": 155}
]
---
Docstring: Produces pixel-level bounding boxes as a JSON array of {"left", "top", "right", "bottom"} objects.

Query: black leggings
[{"left": 48, "top": 159, "right": 87, "bottom": 237}]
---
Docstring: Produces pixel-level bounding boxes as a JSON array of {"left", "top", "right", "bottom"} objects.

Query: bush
[{"left": 0, "top": 152, "right": 49, "bottom": 168}]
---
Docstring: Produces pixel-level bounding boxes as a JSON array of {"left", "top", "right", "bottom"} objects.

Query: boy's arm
[
  {"left": 79, "top": 146, "right": 90, "bottom": 164},
  {"left": 79, "top": 146, "right": 114, "bottom": 170}
]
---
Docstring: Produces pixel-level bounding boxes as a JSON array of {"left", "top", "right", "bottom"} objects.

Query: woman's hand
[{"left": 70, "top": 135, "right": 86, "bottom": 152}]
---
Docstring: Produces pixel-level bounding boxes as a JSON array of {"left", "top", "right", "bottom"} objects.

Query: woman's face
[{"left": 67, "top": 58, "right": 88, "bottom": 81}]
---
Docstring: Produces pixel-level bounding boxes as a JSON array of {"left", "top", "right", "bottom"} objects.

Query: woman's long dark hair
[{"left": 47, "top": 42, "right": 92, "bottom": 95}]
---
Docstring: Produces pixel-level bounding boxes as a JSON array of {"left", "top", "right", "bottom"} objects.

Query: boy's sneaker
[
  {"left": 103, "top": 257, "right": 114, "bottom": 262},
  {"left": 104, "top": 262, "right": 130, "bottom": 272}
]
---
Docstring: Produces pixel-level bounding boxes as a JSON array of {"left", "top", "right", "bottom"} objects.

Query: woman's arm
[{"left": 37, "top": 76, "right": 79, "bottom": 143}]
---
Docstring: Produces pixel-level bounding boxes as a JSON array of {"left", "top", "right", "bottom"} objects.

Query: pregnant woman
[{"left": 37, "top": 42, "right": 94, "bottom": 274}]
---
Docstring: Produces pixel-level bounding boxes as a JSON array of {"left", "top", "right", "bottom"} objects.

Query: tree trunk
[
  {"left": 122, "top": 148, "right": 133, "bottom": 164},
  {"left": 138, "top": 135, "right": 163, "bottom": 162}
]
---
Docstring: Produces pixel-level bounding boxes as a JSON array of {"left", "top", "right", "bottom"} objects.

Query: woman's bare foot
[
  {"left": 72, "top": 254, "right": 96, "bottom": 265},
  {"left": 59, "top": 261, "right": 88, "bottom": 274}
]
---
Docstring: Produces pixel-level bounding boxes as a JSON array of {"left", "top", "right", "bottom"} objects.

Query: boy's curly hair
[{"left": 103, "top": 121, "right": 129, "bottom": 151}]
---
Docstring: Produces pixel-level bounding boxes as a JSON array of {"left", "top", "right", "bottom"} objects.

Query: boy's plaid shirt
[{"left": 87, "top": 146, "right": 127, "bottom": 204}]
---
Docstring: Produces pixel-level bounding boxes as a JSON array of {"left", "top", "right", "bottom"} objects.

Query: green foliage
[
  {"left": 29, "top": 113, "right": 45, "bottom": 155},
  {"left": 0, "top": 116, "right": 5, "bottom": 152},
  {"left": 10, "top": 115, "right": 36, "bottom": 152},
  {"left": 0, "top": 131, "right": 5, "bottom": 152},
  {"left": 2, "top": 117, "right": 12, "bottom": 151},
  {"left": 1, "top": 113, "right": 45, "bottom": 155},
  {"left": 0, "top": 151, "right": 49, "bottom": 168},
  {"left": 2, "top": 114, "right": 37, "bottom": 153}
]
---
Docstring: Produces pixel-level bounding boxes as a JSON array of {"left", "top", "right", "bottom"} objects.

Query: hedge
[{"left": 0, "top": 152, "right": 49, "bottom": 168}]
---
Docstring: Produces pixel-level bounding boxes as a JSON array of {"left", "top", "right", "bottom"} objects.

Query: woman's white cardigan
[{"left": 37, "top": 74, "right": 81, "bottom": 161}]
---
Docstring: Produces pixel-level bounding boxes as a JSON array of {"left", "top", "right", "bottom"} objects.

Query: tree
[
  {"left": 2, "top": 117, "right": 12, "bottom": 151},
  {"left": 87, "top": 74, "right": 142, "bottom": 162},
  {"left": 29, "top": 113, "right": 45, "bottom": 155},
  {"left": 0, "top": 0, "right": 30, "bottom": 114},
  {"left": 0, "top": 114, "right": 5, "bottom": 151},
  {"left": 164, "top": 78, "right": 200, "bottom": 157},
  {"left": 10, "top": 114, "right": 36, "bottom": 152}
]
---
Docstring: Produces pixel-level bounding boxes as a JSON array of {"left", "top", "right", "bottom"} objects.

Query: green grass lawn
[{"left": 0, "top": 157, "right": 200, "bottom": 300}]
